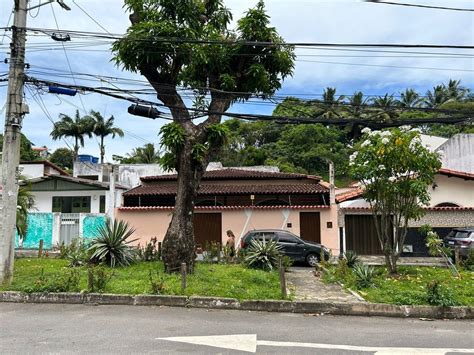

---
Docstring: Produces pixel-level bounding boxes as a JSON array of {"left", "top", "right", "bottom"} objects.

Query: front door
[
  {"left": 193, "top": 213, "right": 222, "bottom": 250},
  {"left": 299, "top": 212, "right": 321, "bottom": 243}
]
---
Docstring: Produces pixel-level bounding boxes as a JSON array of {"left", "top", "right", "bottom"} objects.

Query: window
[
  {"left": 100, "top": 196, "right": 106, "bottom": 213},
  {"left": 278, "top": 232, "right": 299, "bottom": 243},
  {"left": 52, "top": 196, "right": 91, "bottom": 213}
]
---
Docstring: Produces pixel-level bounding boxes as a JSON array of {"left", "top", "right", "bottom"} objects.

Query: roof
[
  {"left": 335, "top": 188, "right": 364, "bottom": 203},
  {"left": 437, "top": 168, "right": 474, "bottom": 181},
  {"left": 341, "top": 206, "right": 474, "bottom": 211},
  {"left": 419, "top": 134, "right": 448, "bottom": 152},
  {"left": 24, "top": 174, "right": 127, "bottom": 190},
  {"left": 20, "top": 160, "right": 69, "bottom": 176},
  {"left": 124, "top": 182, "right": 328, "bottom": 196},
  {"left": 141, "top": 168, "right": 321, "bottom": 182}
]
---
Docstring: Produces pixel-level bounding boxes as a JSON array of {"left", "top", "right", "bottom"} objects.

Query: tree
[
  {"left": 397, "top": 88, "right": 421, "bottom": 108},
  {"left": 349, "top": 127, "right": 441, "bottom": 274},
  {"left": 425, "top": 85, "right": 448, "bottom": 108},
  {"left": 113, "top": 143, "right": 161, "bottom": 164},
  {"left": 88, "top": 111, "right": 125, "bottom": 164},
  {"left": 16, "top": 179, "right": 35, "bottom": 242},
  {"left": 0, "top": 133, "right": 40, "bottom": 161},
  {"left": 49, "top": 148, "right": 74, "bottom": 171},
  {"left": 445, "top": 79, "right": 469, "bottom": 101},
  {"left": 112, "top": 0, "right": 294, "bottom": 271},
  {"left": 50, "top": 110, "right": 94, "bottom": 160},
  {"left": 321, "top": 87, "right": 345, "bottom": 118}
]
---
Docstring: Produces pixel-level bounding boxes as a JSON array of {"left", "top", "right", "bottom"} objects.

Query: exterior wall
[
  {"left": 408, "top": 210, "right": 474, "bottom": 228},
  {"left": 438, "top": 134, "right": 474, "bottom": 173},
  {"left": 429, "top": 174, "right": 474, "bottom": 207},
  {"left": 115, "top": 207, "right": 340, "bottom": 254},
  {"left": 118, "top": 165, "right": 169, "bottom": 188},
  {"left": 19, "top": 164, "right": 44, "bottom": 179},
  {"left": 31, "top": 190, "right": 107, "bottom": 213}
]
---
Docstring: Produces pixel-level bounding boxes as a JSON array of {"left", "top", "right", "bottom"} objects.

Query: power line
[
  {"left": 16, "top": 27, "right": 474, "bottom": 50},
  {"left": 365, "top": 1, "right": 474, "bottom": 12},
  {"left": 70, "top": 0, "right": 112, "bottom": 34}
]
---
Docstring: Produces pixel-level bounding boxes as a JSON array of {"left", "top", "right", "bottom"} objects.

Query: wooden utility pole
[{"left": 0, "top": 0, "right": 28, "bottom": 284}]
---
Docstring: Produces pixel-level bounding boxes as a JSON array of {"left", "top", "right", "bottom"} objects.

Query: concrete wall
[
  {"left": 118, "top": 165, "right": 168, "bottom": 188},
  {"left": 438, "top": 134, "right": 474, "bottom": 173},
  {"left": 19, "top": 164, "right": 44, "bottom": 179},
  {"left": 115, "top": 207, "right": 340, "bottom": 254},
  {"left": 429, "top": 174, "right": 474, "bottom": 207},
  {"left": 31, "top": 190, "right": 107, "bottom": 213}
]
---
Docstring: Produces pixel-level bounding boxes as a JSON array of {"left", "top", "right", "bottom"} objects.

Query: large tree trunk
[{"left": 161, "top": 137, "right": 203, "bottom": 272}]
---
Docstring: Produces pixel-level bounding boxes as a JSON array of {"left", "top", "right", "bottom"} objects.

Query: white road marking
[{"left": 158, "top": 334, "right": 474, "bottom": 354}]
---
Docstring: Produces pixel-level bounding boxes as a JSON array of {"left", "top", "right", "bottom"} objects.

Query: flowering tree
[{"left": 349, "top": 127, "right": 441, "bottom": 274}]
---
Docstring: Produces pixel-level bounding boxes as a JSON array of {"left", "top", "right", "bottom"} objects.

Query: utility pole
[{"left": 0, "top": 0, "right": 28, "bottom": 285}]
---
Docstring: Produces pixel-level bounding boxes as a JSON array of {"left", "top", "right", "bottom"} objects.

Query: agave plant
[
  {"left": 244, "top": 240, "right": 283, "bottom": 271},
  {"left": 344, "top": 250, "right": 360, "bottom": 268},
  {"left": 353, "top": 263, "right": 375, "bottom": 289},
  {"left": 89, "top": 220, "right": 137, "bottom": 267}
]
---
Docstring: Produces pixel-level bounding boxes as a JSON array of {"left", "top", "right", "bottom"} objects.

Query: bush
[
  {"left": 344, "top": 250, "right": 360, "bottom": 268},
  {"left": 426, "top": 281, "right": 456, "bottom": 307},
  {"left": 281, "top": 255, "right": 293, "bottom": 271},
  {"left": 87, "top": 266, "right": 113, "bottom": 293},
  {"left": 137, "top": 237, "right": 161, "bottom": 262},
  {"left": 244, "top": 240, "right": 283, "bottom": 271},
  {"left": 334, "top": 258, "right": 351, "bottom": 280},
  {"left": 462, "top": 249, "right": 474, "bottom": 271},
  {"left": 202, "top": 241, "right": 221, "bottom": 263},
  {"left": 353, "top": 263, "right": 376, "bottom": 289},
  {"left": 148, "top": 269, "right": 166, "bottom": 294},
  {"left": 66, "top": 239, "right": 90, "bottom": 267},
  {"left": 88, "top": 220, "right": 137, "bottom": 267}
]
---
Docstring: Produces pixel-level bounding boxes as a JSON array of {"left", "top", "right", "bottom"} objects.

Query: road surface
[{"left": 0, "top": 303, "right": 473, "bottom": 354}]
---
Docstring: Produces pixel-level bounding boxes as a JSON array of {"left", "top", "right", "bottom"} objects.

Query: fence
[{"left": 15, "top": 212, "right": 107, "bottom": 250}]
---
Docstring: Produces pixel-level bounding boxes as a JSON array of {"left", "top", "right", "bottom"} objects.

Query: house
[
  {"left": 337, "top": 168, "right": 474, "bottom": 256},
  {"left": 116, "top": 168, "right": 340, "bottom": 254},
  {"left": 17, "top": 161, "right": 126, "bottom": 250}
]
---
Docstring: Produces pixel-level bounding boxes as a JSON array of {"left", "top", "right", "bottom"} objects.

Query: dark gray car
[
  {"left": 240, "top": 229, "right": 330, "bottom": 266},
  {"left": 444, "top": 227, "right": 474, "bottom": 257}
]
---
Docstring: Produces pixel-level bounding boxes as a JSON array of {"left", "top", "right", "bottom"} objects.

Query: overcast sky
[{"left": 0, "top": 0, "right": 473, "bottom": 162}]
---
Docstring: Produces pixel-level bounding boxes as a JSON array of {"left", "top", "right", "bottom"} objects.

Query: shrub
[
  {"left": 426, "top": 281, "right": 456, "bottom": 307},
  {"left": 87, "top": 266, "right": 113, "bottom": 293},
  {"left": 148, "top": 270, "right": 166, "bottom": 294},
  {"left": 203, "top": 241, "right": 221, "bottom": 263},
  {"left": 462, "top": 249, "right": 474, "bottom": 271},
  {"left": 137, "top": 237, "right": 161, "bottom": 262},
  {"left": 88, "top": 220, "right": 137, "bottom": 267},
  {"left": 281, "top": 255, "right": 293, "bottom": 271},
  {"left": 344, "top": 250, "right": 360, "bottom": 268},
  {"left": 24, "top": 268, "right": 80, "bottom": 293},
  {"left": 244, "top": 240, "right": 283, "bottom": 271},
  {"left": 66, "top": 238, "right": 90, "bottom": 267},
  {"left": 334, "top": 258, "right": 351, "bottom": 280},
  {"left": 353, "top": 263, "right": 376, "bottom": 289}
]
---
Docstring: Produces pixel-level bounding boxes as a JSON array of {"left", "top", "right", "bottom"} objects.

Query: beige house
[{"left": 116, "top": 169, "right": 340, "bottom": 253}]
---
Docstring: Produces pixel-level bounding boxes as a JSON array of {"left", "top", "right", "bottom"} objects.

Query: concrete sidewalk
[
  {"left": 286, "top": 267, "right": 362, "bottom": 303},
  {"left": 359, "top": 256, "right": 447, "bottom": 267}
]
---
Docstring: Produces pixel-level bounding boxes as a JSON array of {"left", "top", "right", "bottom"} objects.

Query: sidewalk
[
  {"left": 359, "top": 256, "right": 446, "bottom": 267},
  {"left": 286, "top": 267, "right": 363, "bottom": 303}
]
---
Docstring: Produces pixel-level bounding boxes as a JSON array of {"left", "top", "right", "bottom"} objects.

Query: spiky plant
[
  {"left": 244, "top": 240, "right": 283, "bottom": 271},
  {"left": 344, "top": 250, "right": 360, "bottom": 268},
  {"left": 353, "top": 263, "right": 376, "bottom": 289},
  {"left": 89, "top": 220, "right": 137, "bottom": 267}
]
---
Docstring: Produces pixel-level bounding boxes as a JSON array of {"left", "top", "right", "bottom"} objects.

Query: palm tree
[
  {"left": 347, "top": 91, "right": 368, "bottom": 117},
  {"left": 445, "top": 79, "right": 469, "bottom": 101},
  {"left": 397, "top": 88, "right": 421, "bottom": 108},
  {"left": 88, "top": 111, "right": 124, "bottom": 164},
  {"left": 425, "top": 85, "right": 448, "bottom": 108},
  {"left": 50, "top": 110, "right": 94, "bottom": 160},
  {"left": 321, "top": 87, "right": 345, "bottom": 118},
  {"left": 371, "top": 93, "right": 396, "bottom": 108},
  {"left": 112, "top": 143, "right": 160, "bottom": 164},
  {"left": 17, "top": 179, "right": 35, "bottom": 242}
]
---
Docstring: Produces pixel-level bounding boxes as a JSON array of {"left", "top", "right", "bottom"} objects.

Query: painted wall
[
  {"left": 19, "top": 164, "right": 44, "bottom": 179},
  {"left": 82, "top": 214, "right": 107, "bottom": 240},
  {"left": 429, "top": 174, "right": 474, "bottom": 207},
  {"left": 438, "top": 134, "right": 474, "bottom": 173},
  {"left": 31, "top": 190, "right": 107, "bottom": 213},
  {"left": 115, "top": 207, "right": 340, "bottom": 254},
  {"left": 15, "top": 213, "right": 53, "bottom": 249}
]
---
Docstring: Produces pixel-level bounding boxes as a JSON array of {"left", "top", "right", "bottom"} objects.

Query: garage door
[
  {"left": 194, "top": 213, "right": 222, "bottom": 249},
  {"left": 345, "top": 215, "right": 384, "bottom": 255},
  {"left": 300, "top": 212, "right": 321, "bottom": 243}
]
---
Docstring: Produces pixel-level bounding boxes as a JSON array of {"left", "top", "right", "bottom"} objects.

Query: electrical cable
[{"left": 365, "top": 1, "right": 474, "bottom": 12}]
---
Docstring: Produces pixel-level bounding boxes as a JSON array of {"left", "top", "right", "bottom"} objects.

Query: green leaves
[
  {"left": 159, "top": 122, "right": 186, "bottom": 150},
  {"left": 244, "top": 239, "right": 283, "bottom": 272}
]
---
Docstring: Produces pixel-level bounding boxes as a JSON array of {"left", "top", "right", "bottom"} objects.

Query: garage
[{"left": 344, "top": 215, "right": 384, "bottom": 255}]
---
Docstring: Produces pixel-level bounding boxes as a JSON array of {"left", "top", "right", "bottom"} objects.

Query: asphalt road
[{"left": 0, "top": 303, "right": 473, "bottom": 354}]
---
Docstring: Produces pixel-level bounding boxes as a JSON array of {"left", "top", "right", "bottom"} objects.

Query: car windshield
[{"left": 454, "top": 231, "right": 473, "bottom": 239}]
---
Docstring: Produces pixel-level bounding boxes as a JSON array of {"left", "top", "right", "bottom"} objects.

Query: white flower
[
  {"left": 388, "top": 176, "right": 396, "bottom": 182},
  {"left": 380, "top": 131, "right": 391, "bottom": 137},
  {"left": 378, "top": 165, "right": 385, "bottom": 170},
  {"left": 361, "top": 127, "right": 372, "bottom": 134},
  {"left": 410, "top": 128, "right": 422, "bottom": 133},
  {"left": 360, "top": 140, "right": 370, "bottom": 148},
  {"left": 399, "top": 125, "right": 412, "bottom": 132},
  {"left": 381, "top": 137, "right": 389, "bottom": 144},
  {"left": 349, "top": 152, "right": 358, "bottom": 163}
]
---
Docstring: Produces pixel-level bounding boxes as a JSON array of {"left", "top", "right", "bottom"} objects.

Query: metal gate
[{"left": 59, "top": 213, "right": 80, "bottom": 245}]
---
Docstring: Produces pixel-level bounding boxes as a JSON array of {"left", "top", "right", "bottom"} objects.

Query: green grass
[
  {"left": 0, "top": 258, "right": 283, "bottom": 300},
  {"left": 323, "top": 263, "right": 474, "bottom": 306}
]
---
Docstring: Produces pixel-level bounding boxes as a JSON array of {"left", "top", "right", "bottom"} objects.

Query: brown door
[
  {"left": 345, "top": 215, "right": 383, "bottom": 255},
  {"left": 193, "top": 213, "right": 222, "bottom": 249},
  {"left": 299, "top": 212, "right": 321, "bottom": 243}
]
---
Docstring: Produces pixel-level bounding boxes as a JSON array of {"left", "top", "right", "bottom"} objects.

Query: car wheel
[{"left": 306, "top": 253, "right": 320, "bottom": 267}]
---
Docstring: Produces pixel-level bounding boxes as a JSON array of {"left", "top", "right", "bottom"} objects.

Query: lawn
[
  {"left": 1, "top": 258, "right": 283, "bottom": 300},
  {"left": 323, "top": 264, "right": 474, "bottom": 306}
]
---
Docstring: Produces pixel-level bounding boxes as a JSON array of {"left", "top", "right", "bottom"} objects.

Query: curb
[{"left": 0, "top": 291, "right": 472, "bottom": 319}]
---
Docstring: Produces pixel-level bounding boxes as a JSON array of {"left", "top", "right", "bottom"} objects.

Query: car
[
  {"left": 444, "top": 227, "right": 474, "bottom": 257},
  {"left": 240, "top": 229, "right": 330, "bottom": 266}
]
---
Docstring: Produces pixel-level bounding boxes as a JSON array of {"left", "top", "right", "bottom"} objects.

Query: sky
[{"left": 0, "top": 0, "right": 473, "bottom": 162}]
